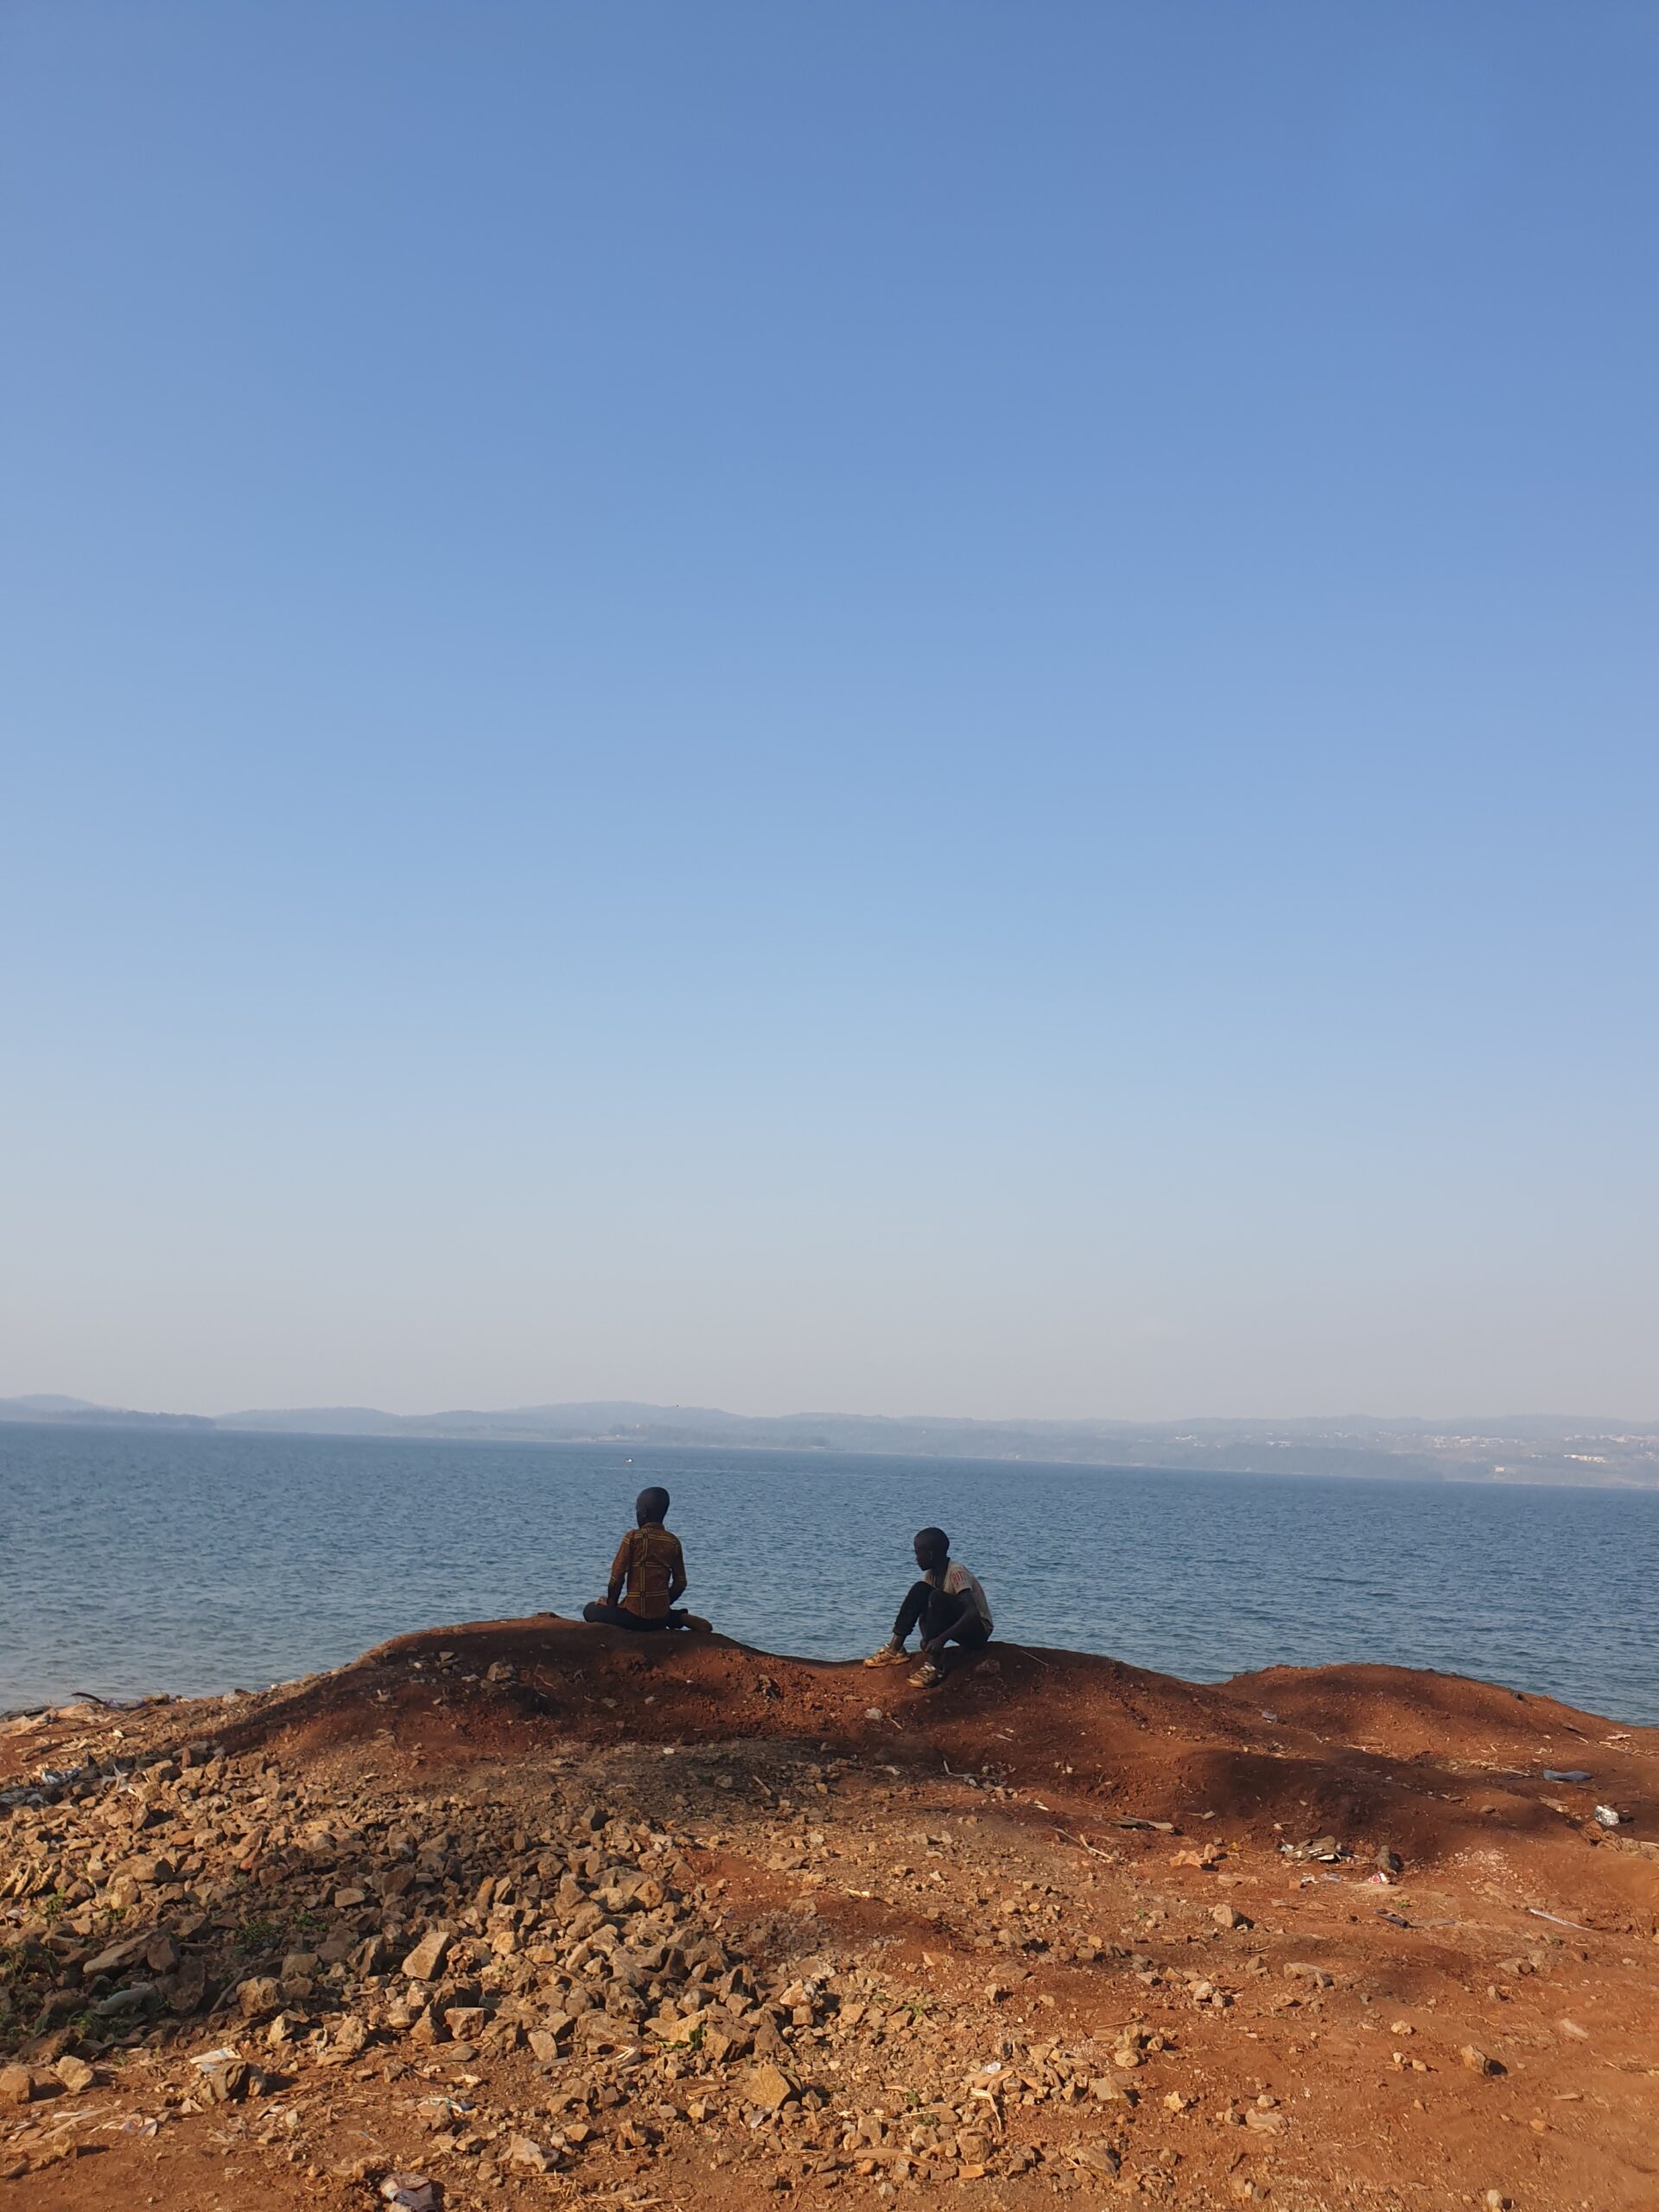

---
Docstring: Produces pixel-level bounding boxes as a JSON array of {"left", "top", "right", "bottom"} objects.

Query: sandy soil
[{"left": 3, "top": 1619, "right": 1656, "bottom": 2212}]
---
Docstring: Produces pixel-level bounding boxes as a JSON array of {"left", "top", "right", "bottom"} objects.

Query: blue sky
[{"left": 3, "top": 2, "right": 1656, "bottom": 1419}]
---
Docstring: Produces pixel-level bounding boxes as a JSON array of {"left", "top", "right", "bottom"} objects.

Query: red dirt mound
[{"left": 198, "top": 1618, "right": 1657, "bottom": 1892}]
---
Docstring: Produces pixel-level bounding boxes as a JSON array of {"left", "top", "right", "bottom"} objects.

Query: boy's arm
[
  {"left": 923, "top": 1571, "right": 979, "bottom": 1651},
  {"left": 606, "top": 1534, "right": 632, "bottom": 1606},
  {"left": 668, "top": 1535, "right": 687, "bottom": 1604}
]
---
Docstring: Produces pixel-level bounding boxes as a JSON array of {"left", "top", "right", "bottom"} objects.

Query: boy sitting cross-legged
[
  {"left": 582, "top": 1485, "right": 711, "bottom": 1633},
  {"left": 864, "top": 1524, "right": 992, "bottom": 1688}
]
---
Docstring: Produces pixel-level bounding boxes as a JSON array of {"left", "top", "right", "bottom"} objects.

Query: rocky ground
[{"left": 2, "top": 1621, "right": 1656, "bottom": 2212}]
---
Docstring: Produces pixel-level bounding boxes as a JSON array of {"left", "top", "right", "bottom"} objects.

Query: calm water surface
[{"left": 2, "top": 1423, "right": 1654, "bottom": 1720}]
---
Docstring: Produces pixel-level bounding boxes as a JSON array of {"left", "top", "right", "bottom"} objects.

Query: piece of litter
[
  {"left": 1527, "top": 1908, "right": 1592, "bottom": 1932},
  {"left": 380, "top": 2177, "right": 442, "bottom": 2212},
  {"left": 1592, "top": 1805, "right": 1620, "bottom": 1828},
  {"left": 190, "top": 2047, "right": 239, "bottom": 2070},
  {"left": 1541, "top": 1770, "right": 1592, "bottom": 1783},
  {"left": 863, "top": 1707, "right": 885, "bottom": 1722},
  {"left": 1374, "top": 1910, "right": 1411, "bottom": 1929}
]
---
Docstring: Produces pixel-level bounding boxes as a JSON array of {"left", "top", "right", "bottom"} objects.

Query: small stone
[
  {"left": 145, "top": 1934, "right": 181, "bottom": 1974},
  {"left": 1212, "top": 1904, "right": 1252, "bottom": 1930},
  {"left": 529, "top": 2020, "right": 572, "bottom": 2063},
  {"left": 402, "top": 1928, "right": 452, "bottom": 1981},
  {"left": 82, "top": 1934, "right": 149, "bottom": 1978},
  {"left": 742, "top": 2062, "right": 798, "bottom": 2111},
  {"left": 165, "top": 1956, "right": 208, "bottom": 2015},
  {"left": 54, "top": 2056, "right": 96, "bottom": 2094},
  {"left": 237, "top": 1975, "right": 282, "bottom": 2020},
  {"left": 0, "top": 2064, "right": 35, "bottom": 2106},
  {"left": 1462, "top": 2045, "right": 1503, "bottom": 2076},
  {"left": 118, "top": 1855, "right": 175, "bottom": 1886},
  {"left": 1078, "top": 2143, "right": 1121, "bottom": 2176},
  {"left": 351, "top": 1933, "right": 389, "bottom": 1978}
]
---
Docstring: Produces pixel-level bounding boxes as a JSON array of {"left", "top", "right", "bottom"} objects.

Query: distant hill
[
  {"left": 0, "top": 1396, "right": 212, "bottom": 1431},
  {"left": 221, "top": 1400, "right": 742, "bottom": 1440}
]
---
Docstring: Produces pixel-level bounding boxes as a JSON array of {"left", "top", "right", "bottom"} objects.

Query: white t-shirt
[{"left": 940, "top": 1559, "right": 992, "bottom": 1633}]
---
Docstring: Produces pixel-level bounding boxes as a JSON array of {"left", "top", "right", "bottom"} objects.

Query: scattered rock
[
  {"left": 741, "top": 2062, "right": 798, "bottom": 2111},
  {"left": 238, "top": 1974, "right": 281, "bottom": 2019},
  {"left": 1077, "top": 2141, "right": 1121, "bottom": 2175},
  {"left": 402, "top": 1928, "right": 453, "bottom": 1981}
]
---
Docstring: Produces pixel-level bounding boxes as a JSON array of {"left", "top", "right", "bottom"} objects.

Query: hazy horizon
[{"left": 4, "top": 4, "right": 1656, "bottom": 1422}]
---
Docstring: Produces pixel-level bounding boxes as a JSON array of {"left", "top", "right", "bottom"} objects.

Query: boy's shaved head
[
  {"left": 636, "top": 1485, "right": 671, "bottom": 1524},
  {"left": 913, "top": 1525, "right": 949, "bottom": 1567}
]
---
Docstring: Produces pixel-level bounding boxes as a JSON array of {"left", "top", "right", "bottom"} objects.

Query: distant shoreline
[{"left": 4, "top": 1408, "right": 1658, "bottom": 1491}]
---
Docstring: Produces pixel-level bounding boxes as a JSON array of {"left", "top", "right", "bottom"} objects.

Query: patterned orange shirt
[{"left": 608, "top": 1522, "right": 686, "bottom": 1619}]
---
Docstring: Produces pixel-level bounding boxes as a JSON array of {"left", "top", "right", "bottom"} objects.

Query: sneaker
[
  {"left": 908, "top": 1657, "right": 944, "bottom": 1689},
  {"left": 862, "top": 1642, "right": 908, "bottom": 1667},
  {"left": 681, "top": 1613, "right": 713, "bottom": 1633}
]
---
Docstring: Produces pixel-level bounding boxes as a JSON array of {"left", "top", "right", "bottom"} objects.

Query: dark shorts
[{"left": 582, "top": 1601, "right": 677, "bottom": 1631}]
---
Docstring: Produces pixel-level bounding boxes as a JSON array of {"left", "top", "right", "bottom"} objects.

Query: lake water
[{"left": 2, "top": 1422, "right": 1654, "bottom": 1722}]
